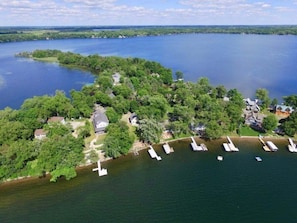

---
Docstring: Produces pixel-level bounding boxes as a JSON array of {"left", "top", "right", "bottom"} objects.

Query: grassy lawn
[{"left": 239, "top": 125, "right": 261, "bottom": 136}]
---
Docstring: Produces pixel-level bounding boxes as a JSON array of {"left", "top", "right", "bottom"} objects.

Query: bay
[
  {"left": 1, "top": 138, "right": 296, "bottom": 222},
  {"left": 1, "top": 34, "right": 297, "bottom": 109}
]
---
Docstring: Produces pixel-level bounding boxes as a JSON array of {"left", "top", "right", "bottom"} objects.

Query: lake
[
  {"left": 1, "top": 138, "right": 296, "bottom": 223},
  {"left": 1, "top": 34, "right": 297, "bottom": 109},
  {"left": 1, "top": 34, "right": 297, "bottom": 222}
]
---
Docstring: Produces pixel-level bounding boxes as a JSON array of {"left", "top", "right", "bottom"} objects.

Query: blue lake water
[{"left": 1, "top": 34, "right": 297, "bottom": 109}]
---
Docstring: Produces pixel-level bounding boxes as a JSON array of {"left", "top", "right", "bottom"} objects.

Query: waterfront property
[
  {"left": 275, "top": 105, "right": 294, "bottom": 118},
  {"left": 93, "top": 111, "right": 109, "bottom": 133}
]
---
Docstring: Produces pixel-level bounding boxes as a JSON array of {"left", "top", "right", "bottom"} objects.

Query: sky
[{"left": 0, "top": 0, "right": 297, "bottom": 26}]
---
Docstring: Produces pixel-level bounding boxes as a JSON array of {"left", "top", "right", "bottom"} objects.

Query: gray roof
[{"left": 93, "top": 111, "right": 109, "bottom": 133}]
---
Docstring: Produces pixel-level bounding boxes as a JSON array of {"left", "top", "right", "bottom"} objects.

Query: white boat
[
  {"left": 266, "top": 141, "right": 278, "bottom": 152},
  {"left": 288, "top": 138, "right": 297, "bottom": 152},
  {"left": 217, "top": 155, "right": 223, "bottom": 161},
  {"left": 255, "top": 156, "right": 262, "bottom": 162}
]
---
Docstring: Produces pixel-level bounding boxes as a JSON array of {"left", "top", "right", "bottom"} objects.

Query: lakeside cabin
[{"left": 288, "top": 138, "right": 297, "bottom": 153}]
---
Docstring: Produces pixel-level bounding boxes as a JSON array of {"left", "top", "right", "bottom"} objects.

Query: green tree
[
  {"left": 262, "top": 115, "right": 278, "bottom": 132},
  {"left": 103, "top": 121, "right": 135, "bottom": 158},
  {"left": 136, "top": 119, "right": 163, "bottom": 144},
  {"left": 175, "top": 71, "right": 184, "bottom": 80},
  {"left": 256, "top": 88, "right": 270, "bottom": 109}
]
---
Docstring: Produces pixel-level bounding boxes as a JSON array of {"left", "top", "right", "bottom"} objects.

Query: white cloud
[{"left": 0, "top": 0, "right": 296, "bottom": 26}]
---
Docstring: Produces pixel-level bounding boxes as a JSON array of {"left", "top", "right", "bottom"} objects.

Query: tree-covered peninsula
[{"left": 1, "top": 49, "right": 296, "bottom": 183}]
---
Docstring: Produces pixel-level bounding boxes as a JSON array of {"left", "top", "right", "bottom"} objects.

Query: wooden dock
[
  {"left": 163, "top": 142, "right": 174, "bottom": 154},
  {"left": 92, "top": 160, "right": 108, "bottom": 177},
  {"left": 148, "top": 146, "right": 162, "bottom": 161}
]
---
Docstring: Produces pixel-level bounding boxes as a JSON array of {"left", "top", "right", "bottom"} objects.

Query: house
[
  {"left": 244, "top": 98, "right": 260, "bottom": 112},
  {"left": 34, "top": 129, "right": 47, "bottom": 140},
  {"left": 93, "top": 111, "right": 109, "bottom": 133},
  {"left": 112, "top": 72, "right": 121, "bottom": 85},
  {"left": 275, "top": 105, "right": 294, "bottom": 117},
  {"left": 129, "top": 113, "right": 138, "bottom": 126},
  {"left": 47, "top": 116, "right": 66, "bottom": 124}
]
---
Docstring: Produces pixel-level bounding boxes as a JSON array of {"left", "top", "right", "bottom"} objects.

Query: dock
[
  {"left": 92, "top": 160, "right": 108, "bottom": 177},
  {"left": 223, "top": 136, "right": 239, "bottom": 152},
  {"left": 191, "top": 137, "right": 202, "bottom": 151},
  {"left": 259, "top": 136, "right": 272, "bottom": 152},
  {"left": 163, "top": 142, "right": 174, "bottom": 154},
  {"left": 148, "top": 146, "right": 162, "bottom": 161},
  {"left": 288, "top": 138, "right": 297, "bottom": 153}
]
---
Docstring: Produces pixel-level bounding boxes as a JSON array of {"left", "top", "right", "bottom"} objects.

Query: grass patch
[{"left": 239, "top": 125, "right": 260, "bottom": 136}]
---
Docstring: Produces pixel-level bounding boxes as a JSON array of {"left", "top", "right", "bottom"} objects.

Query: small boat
[
  {"left": 217, "top": 155, "right": 223, "bottom": 161},
  {"left": 255, "top": 156, "right": 262, "bottom": 162}
]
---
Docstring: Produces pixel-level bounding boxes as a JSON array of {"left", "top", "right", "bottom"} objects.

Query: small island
[{"left": 1, "top": 49, "right": 296, "bottom": 183}]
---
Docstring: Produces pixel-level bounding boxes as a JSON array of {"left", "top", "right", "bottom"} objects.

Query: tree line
[{"left": 2, "top": 25, "right": 297, "bottom": 43}]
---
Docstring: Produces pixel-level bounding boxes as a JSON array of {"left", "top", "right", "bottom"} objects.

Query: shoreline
[{"left": 0, "top": 134, "right": 291, "bottom": 186}]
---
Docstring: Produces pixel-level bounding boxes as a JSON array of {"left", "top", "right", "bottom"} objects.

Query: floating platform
[
  {"left": 92, "top": 160, "right": 108, "bottom": 177},
  {"left": 288, "top": 138, "right": 297, "bottom": 153},
  {"left": 163, "top": 142, "right": 174, "bottom": 154},
  {"left": 148, "top": 146, "right": 162, "bottom": 161},
  {"left": 217, "top": 155, "right": 223, "bottom": 161},
  {"left": 255, "top": 156, "right": 262, "bottom": 162}
]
